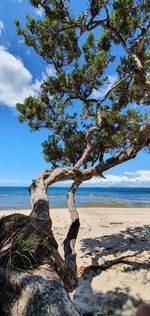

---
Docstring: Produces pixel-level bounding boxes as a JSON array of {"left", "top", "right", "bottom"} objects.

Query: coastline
[
  {"left": 0, "top": 207, "right": 150, "bottom": 315},
  {"left": 0, "top": 187, "right": 150, "bottom": 209},
  {"left": 0, "top": 201, "right": 150, "bottom": 210}
]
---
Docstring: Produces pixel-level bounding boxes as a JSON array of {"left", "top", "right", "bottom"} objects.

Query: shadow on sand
[
  {"left": 80, "top": 224, "right": 150, "bottom": 268},
  {"left": 73, "top": 285, "right": 146, "bottom": 316},
  {"left": 73, "top": 225, "right": 150, "bottom": 316}
]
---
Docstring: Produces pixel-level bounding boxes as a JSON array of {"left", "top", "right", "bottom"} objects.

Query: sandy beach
[{"left": 0, "top": 207, "right": 150, "bottom": 316}]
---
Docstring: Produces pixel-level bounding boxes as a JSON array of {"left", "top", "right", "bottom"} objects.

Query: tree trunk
[
  {"left": 64, "top": 180, "right": 82, "bottom": 273},
  {"left": 0, "top": 177, "right": 80, "bottom": 316},
  {"left": 0, "top": 265, "right": 79, "bottom": 316}
]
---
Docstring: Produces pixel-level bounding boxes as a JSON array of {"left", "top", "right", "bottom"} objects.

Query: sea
[{"left": 0, "top": 186, "right": 149, "bottom": 209}]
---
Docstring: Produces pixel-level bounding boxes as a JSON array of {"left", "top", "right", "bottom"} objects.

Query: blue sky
[{"left": 0, "top": 0, "right": 149, "bottom": 187}]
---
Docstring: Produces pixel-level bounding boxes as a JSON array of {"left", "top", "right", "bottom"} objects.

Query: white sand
[{"left": 0, "top": 207, "right": 150, "bottom": 315}]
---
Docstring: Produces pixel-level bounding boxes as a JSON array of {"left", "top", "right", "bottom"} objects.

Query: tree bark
[
  {"left": 0, "top": 265, "right": 79, "bottom": 316},
  {"left": 64, "top": 180, "right": 82, "bottom": 273},
  {"left": 0, "top": 177, "right": 79, "bottom": 315}
]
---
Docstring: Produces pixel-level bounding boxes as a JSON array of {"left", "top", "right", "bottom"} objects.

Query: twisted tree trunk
[
  {"left": 0, "top": 177, "right": 80, "bottom": 315},
  {"left": 0, "top": 265, "right": 79, "bottom": 316},
  {"left": 64, "top": 180, "right": 82, "bottom": 273}
]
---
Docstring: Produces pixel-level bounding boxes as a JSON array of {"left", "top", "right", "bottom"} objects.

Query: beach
[{"left": 0, "top": 206, "right": 150, "bottom": 315}]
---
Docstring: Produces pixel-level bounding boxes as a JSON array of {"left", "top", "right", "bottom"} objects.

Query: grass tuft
[{"left": 5, "top": 233, "right": 39, "bottom": 271}]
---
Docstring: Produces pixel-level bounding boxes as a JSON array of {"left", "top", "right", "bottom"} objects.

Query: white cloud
[
  {"left": 34, "top": 6, "right": 44, "bottom": 17},
  {"left": 92, "top": 75, "right": 117, "bottom": 99},
  {"left": 82, "top": 170, "right": 150, "bottom": 187},
  {"left": 11, "top": 0, "right": 23, "bottom": 2},
  {"left": 1, "top": 170, "right": 150, "bottom": 187},
  {"left": 0, "top": 179, "right": 30, "bottom": 185},
  {"left": 0, "top": 46, "right": 55, "bottom": 108},
  {"left": 0, "top": 21, "right": 4, "bottom": 36},
  {"left": 51, "top": 170, "right": 150, "bottom": 187},
  {"left": 124, "top": 170, "right": 150, "bottom": 177},
  {"left": 18, "top": 39, "right": 24, "bottom": 45},
  {"left": 46, "top": 66, "right": 56, "bottom": 77},
  {"left": 0, "top": 45, "right": 39, "bottom": 107}
]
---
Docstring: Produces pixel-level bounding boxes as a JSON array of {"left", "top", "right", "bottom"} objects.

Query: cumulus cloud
[
  {"left": 0, "top": 45, "right": 39, "bottom": 107},
  {"left": 51, "top": 170, "right": 150, "bottom": 187},
  {"left": 92, "top": 75, "right": 117, "bottom": 98},
  {"left": 124, "top": 170, "right": 150, "bottom": 177},
  {"left": 0, "top": 21, "right": 4, "bottom": 36},
  {"left": 0, "top": 46, "right": 55, "bottom": 108},
  {"left": 82, "top": 170, "right": 150, "bottom": 187}
]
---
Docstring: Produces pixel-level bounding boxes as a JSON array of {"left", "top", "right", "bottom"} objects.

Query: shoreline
[
  {"left": 0, "top": 201, "right": 150, "bottom": 210},
  {"left": 0, "top": 187, "right": 150, "bottom": 211}
]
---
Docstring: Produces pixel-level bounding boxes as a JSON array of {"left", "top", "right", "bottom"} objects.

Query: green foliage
[
  {"left": 111, "top": 0, "right": 149, "bottom": 40},
  {"left": 5, "top": 233, "right": 38, "bottom": 271},
  {"left": 91, "top": 108, "right": 145, "bottom": 156},
  {"left": 15, "top": 0, "right": 150, "bottom": 168},
  {"left": 98, "top": 30, "right": 111, "bottom": 52},
  {"left": 43, "top": 131, "right": 87, "bottom": 167}
]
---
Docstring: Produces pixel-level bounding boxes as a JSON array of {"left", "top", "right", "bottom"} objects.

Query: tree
[
  {"left": 14, "top": 0, "right": 150, "bottom": 269},
  {"left": 0, "top": 1, "right": 149, "bottom": 314}
]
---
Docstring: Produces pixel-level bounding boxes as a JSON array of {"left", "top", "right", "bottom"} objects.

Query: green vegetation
[
  {"left": 15, "top": 0, "right": 149, "bottom": 173},
  {"left": 5, "top": 233, "right": 38, "bottom": 271}
]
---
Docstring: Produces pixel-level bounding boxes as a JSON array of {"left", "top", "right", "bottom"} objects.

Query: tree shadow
[
  {"left": 73, "top": 257, "right": 150, "bottom": 315},
  {"left": 73, "top": 283, "right": 144, "bottom": 316},
  {"left": 80, "top": 225, "right": 150, "bottom": 270},
  {"left": 72, "top": 225, "right": 150, "bottom": 315}
]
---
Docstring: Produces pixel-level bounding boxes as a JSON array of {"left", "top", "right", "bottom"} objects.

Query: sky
[{"left": 0, "top": 0, "right": 149, "bottom": 187}]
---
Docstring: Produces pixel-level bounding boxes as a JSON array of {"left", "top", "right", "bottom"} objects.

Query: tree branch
[
  {"left": 75, "top": 104, "right": 103, "bottom": 169},
  {"left": 82, "top": 15, "right": 148, "bottom": 76},
  {"left": 27, "top": 119, "right": 149, "bottom": 280},
  {"left": 44, "top": 167, "right": 82, "bottom": 187},
  {"left": 82, "top": 118, "right": 150, "bottom": 177},
  {"left": 100, "top": 75, "right": 130, "bottom": 104},
  {"left": 31, "top": 119, "right": 150, "bottom": 195},
  {"left": 82, "top": 16, "right": 129, "bottom": 53},
  {"left": 64, "top": 179, "right": 82, "bottom": 272}
]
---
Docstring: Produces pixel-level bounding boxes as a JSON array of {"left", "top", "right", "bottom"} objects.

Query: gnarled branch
[
  {"left": 75, "top": 104, "right": 103, "bottom": 169},
  {"left": 64, "top": 179, "right": 82, "bottom": 272},
  {"left": 31, "top": 119, "right": 150, "bottom": 194},
  {"left": 82, "top": 118, "right": 150, "bottom": 177}
]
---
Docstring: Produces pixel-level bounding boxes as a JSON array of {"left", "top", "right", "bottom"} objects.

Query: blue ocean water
[{"left": 0, "top": 186, "right": 150, "bottom": 209}]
